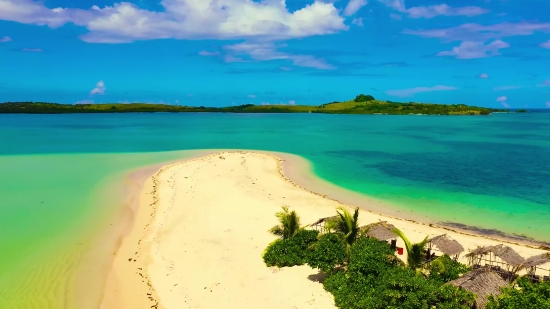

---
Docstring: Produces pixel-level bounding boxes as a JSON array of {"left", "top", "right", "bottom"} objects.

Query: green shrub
[
  {"left": 262, "top": 229, "right": 319, "bottom": 267},
  {"left": 307, "top": 233, "right": 347, "bottom": 273},
  {"left": 486, "top": 277, "right": 550, "bottom": 309},
  {"left": 428, "top": 255, "right": 471, "bottom": 283}
]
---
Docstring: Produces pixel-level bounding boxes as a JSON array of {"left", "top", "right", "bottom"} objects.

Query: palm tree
[
  {"left": 326, "top": 207, "right": 360, "bottom": 257},
  {"left": 269, "top": 206, "right": 301, "bottom": 239},
  {"left": 392, "top": 228, "right": 429, "bottom": 270}
]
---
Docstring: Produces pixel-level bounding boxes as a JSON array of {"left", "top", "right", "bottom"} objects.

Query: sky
[{"left": 1, "top": 0, "right": 550, "bottom": 108}]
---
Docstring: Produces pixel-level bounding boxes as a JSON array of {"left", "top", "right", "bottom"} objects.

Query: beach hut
[
  {"left": 308, "top": 215, "right": 338, "bottom": 233},
  {"left": 360, "top": 221, "right": 398, "bottom": 250},
  {"left": 465, "top": 244, "right": 525, "bottom": 279},
  {"left": 520, "top": 253, "right": 550, "bottom": 282},
  {"left": 426, "top": 234, "right": 464, "bottom": 261},
  {"left": 447, "top": 269, "right": 509, "bottom": 309}
]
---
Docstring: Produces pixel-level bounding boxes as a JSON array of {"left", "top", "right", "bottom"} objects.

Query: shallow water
[{"left": 0, "top": 112, "right": 549, "bottom": 307}]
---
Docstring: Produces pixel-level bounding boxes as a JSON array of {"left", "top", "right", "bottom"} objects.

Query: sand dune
[{"left": 100, "top": 151, "right": 548, "bottom": 309}]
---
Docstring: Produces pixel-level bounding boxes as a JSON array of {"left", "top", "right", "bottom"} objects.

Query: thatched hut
[
  {"left": 308, "top": 215, "right": 338, "bottom": 233},
  {"left": 427, "top": 234, "right": 464, "bottom": 260},
  {"left": 447, "top": 269, "right": 508, "bottom": 309},
  {"left": 521, "top": 253, "right": 550, "bottom": 277},
  {"left": 360, "top": 221, "right": 397, "bottom": 241},
  {"left": 465, "top": 244, "right": 525, "bottom": 275}
]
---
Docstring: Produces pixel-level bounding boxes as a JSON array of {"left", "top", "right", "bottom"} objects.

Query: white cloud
[
  {"left": 344, "top": 0, "right": 368, "bottom": 16},
  {"left": 198, "top": 50, "right": 219, "bottom": 56},
  {"left": 386, "top": 85, "right": 458, "bottom": 97},
  {"left": 288, "top": 100, "right": 296, "bottom": 105},
  {"left": 493, "top": 85, "right": 523, "bottom": 91},
  {"left": 223, "top": 42, "right": 335, "bottom": 69},
  {"left": 22, "top": 48, "right": 43, "bottom": 52},
  {"left": 540, "top": 40, "right": 550, "bottom": 49},
  {"left": 75, "top": 99, "right": 94, "bottom": 104},
  {"left": 406, "top": 4, "right": 489, "bottom": 19},
  {"left": 496, "top": 96, "right": 509, "bottom": 107},
  {"left": 247, "top": 94, "right": 256, "bottom": 98},
  {"left": 546, "top": 101, "right": 550, "bottom": 108},
  {"left": 478, "top": 73, "right": 489, "bottom": 79},
  {"left": 352, "top": 17, "right": 364, "bottom": 26},
  {"left": 0, "top": 0, "right": 347, "bottom": 43},
  {"left": 0, "top": 36, "right": 11, "bottom": 42},
  {"left": 90, "top": 80, "right": 106, "bottom": 95},
  {"left": 437, "top": 40, "right": 510, "bottom": 59}
]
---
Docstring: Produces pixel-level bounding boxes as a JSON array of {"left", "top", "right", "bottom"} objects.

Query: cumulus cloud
[
  {"left": 0, "top": 36, "right": 11, "bottom": 42},
  {"left": 0, "top": 0, "right": 347, "bottom": 43},
  {"left": 543, "top": 80, "right": 550, "bottom": 85},
  {"left": 198, "top": 50, "right": 219, "bottom": 56},
  {"left": 546, "top": 101, "right": 550, "bottom": 108},
  {"left": 496, "top": 96, "right": 509, "bottom": 107},
  {"left": 386, "top": 85, "right": 458, "bottom": 97},
  {"left": 352, "top": 17, "right": 364, "bottom": 26},
  {"left": 541, "top": 40, "right": 550, "bottom": 49},
  {"left": 90, "top": 80, "right": 106, "bottom": 95},
  {"left": 390, "top": 14, "right": 402, "bottom": 20},
  {"left": 437, "top": 40, "right": 510, "bottom": 59},
  {"left": 22, "top": 48, "right": 43, "bottom": 52},
  {"left": 344, "top": 0, "right": 368, "bottom": 16},
  {"left": 288, "top": 100, "right": 296, "bottom": 105},
  {"left": 478, "top": 73, "right": 489, "bottom": 79}
]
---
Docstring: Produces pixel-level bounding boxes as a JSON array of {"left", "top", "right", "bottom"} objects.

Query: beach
[{"left": 100, "top": 151, "right": 549, "bottom": 309}]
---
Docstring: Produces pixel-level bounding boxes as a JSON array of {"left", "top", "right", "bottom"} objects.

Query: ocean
[{"left": 0, "top": 112, "right": 549, "bottom": 308}]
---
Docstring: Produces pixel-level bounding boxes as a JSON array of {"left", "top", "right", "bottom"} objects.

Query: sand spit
[{"left": 100, "top": 151, "right": 548, "bottom": 309}]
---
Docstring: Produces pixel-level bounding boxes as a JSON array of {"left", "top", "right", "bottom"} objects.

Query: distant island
[{"left": 0, "top": 94, "right": 504, "bottom": 115}]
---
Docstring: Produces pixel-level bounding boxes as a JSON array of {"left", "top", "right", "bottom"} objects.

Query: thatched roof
[
  {"left": 465, "top": 244, "right": 525, "bottom": 268},
  {"left": 309, "top": 215, "right": 338, "bottom": 227},
  {"left": 428, "top": 234, "right": 464, "bottom": 256},
  {"left": 521, "top": 253, "right": 550, "bottom": 269},
  {"left": 447, "top": 269, "right": 508, "bottom": 309},
  {"left": 361, "top": 221, "right": 397, "bottom": 241}
]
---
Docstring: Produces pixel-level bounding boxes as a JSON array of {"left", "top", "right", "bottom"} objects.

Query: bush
[
  {"left": 262, "top": 229, "right": 319, "bottom": 267},
  {"left": 486, "top": 277, "right": 550, "bottom": 309},
  {"left": 307, "top": 233, "right": 347, "bottom": 273},
  {"left": 354, "top": 94, "right": 375, "bottom": 102},
  {"left": 428, "top": 255, "right": 471, "bottom": 283}
]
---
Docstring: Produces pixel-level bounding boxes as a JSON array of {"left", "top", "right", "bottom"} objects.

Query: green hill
[{"left": 0, "top": 94, "right": 502, "bottom": 115}]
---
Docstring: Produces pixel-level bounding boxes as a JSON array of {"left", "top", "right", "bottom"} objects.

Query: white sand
[{"left": 100, "top": 151, "right": 548, "bottom": 309}]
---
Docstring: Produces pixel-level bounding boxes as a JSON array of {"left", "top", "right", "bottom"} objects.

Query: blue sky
[{"left": 1, "top": 0, "right": 550, "bottom": 108}]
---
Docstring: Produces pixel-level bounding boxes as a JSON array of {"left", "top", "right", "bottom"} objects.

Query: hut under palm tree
[
  {"left": 308, "top": 215, "right": 339, "bottom": 233},
  {"left": 359, "top": 221, "right": 398, "bottom": 249},
  {"left": 447, "top": 268, "right": 508, "bottom": 309}
]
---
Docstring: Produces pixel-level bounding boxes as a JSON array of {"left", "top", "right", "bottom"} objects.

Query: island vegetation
[
  {"left": 263, "top": 206, "right": 550, "bottom": 309},
  {"left": 0, "top": 94, "right": 502, "bottom": 115}
]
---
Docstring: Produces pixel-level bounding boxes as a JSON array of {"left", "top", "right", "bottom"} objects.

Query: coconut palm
[
  {"left": 269, "top": 206, "right": 301, "bottom": 239},
  {"left": 392, "top": 228, "right": 430, "bottom": 270},
  {"left": 326, "top": 207, "right": 360, "bottom": 257}
]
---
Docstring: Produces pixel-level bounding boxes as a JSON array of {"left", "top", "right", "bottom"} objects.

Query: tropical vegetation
[
  {"left": 486, "top": 277, "right": 550, "bottom": 309},
  {"left": 0, "top": 94, "right": 503, "bottom": 115}
]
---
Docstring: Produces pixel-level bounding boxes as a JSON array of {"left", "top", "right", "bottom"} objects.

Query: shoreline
[{"left": 99, "top": 150, "right": 548, "bottom": 309}]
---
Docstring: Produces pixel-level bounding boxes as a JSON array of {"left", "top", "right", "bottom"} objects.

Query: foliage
[
  {"left": 486, "top": 277, "right": 550, "bottom": 309},
  {"left": 428, "top": 255, "right": 471, "bottom": 283},
  {"left": 269, "top": 206, "right": 301, "bottom": 239},
  {"left": 0, "top": 96, "right": 502, "bottom": 115},
  {"left": 262, "top": 229, "right": 319, "bottom": 267},
  {"left": 354, "top": 94, "right": 375, "bottom": 102},
  {"left": 323, "top": 237, "right": 474, "bottom": 309},
  {"left": 325, "top": 207, "right": 360, "bottom": 258},
  {"left": 392, "top": 228, "right": 430, "bottom": 270},
  {"left": 307, "top": 233, "right": 347, "bottom": 273}
]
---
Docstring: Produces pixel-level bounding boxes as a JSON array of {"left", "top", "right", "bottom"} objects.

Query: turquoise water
[{"left": 0, "top": 112, "right": 549, "bottom": 307}]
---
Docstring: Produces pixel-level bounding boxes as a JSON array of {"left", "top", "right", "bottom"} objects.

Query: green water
[{"left": 0, "top": 112, "right": 549, "bottom": 307}]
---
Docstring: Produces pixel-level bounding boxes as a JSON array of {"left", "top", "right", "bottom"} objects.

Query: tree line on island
[
  {"left": 262, "top": 206, "right": 550, "bottom": 309},
  {"left": 0, "top": 94, "right": 504, "bottom": 115}
]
